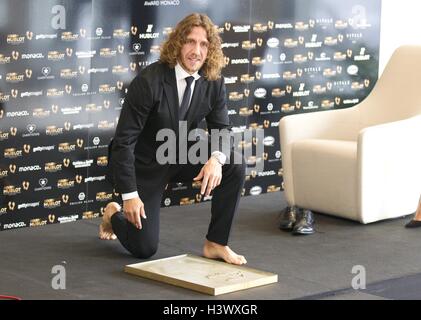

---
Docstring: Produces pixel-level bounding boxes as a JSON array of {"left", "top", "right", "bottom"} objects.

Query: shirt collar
[{"left": 175, "top": 62, "right": 201, "bottom": 82}]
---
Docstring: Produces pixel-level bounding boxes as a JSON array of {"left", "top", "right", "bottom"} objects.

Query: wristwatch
[{"left": 211, "top": 151, "right": 227, "bottom": 165}]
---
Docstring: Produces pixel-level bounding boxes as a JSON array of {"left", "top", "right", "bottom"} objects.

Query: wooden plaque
[{"left": 124, "top": 254, "right": 278, "bottom": 296}]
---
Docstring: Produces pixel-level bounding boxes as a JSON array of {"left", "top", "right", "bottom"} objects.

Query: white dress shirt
[{"left": 174, "top": 62, "right": 201, "bottom": 107}]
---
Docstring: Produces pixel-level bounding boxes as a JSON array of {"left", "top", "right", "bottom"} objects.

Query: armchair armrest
[
  {"left": 279, "top": 106, "right": 360, "bottom": 205},
  {"left": 280, "top": 107, "right": 360, "bottom": 145},
  {"left": 358, "top": 114, "right": 421, "bottom": 222}
]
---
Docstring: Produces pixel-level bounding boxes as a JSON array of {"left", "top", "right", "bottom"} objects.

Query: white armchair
[{"left": 279, "top": 46, "right": 421, "bottom": 223}]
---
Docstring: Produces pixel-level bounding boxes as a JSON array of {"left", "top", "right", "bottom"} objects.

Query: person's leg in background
[{"left": 405, "top": 194, "right": 421, "bottom": 228}]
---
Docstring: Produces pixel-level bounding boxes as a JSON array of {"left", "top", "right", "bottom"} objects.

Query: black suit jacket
[{"left": 110, "top": 61, "right": 232, "bottom": 194}]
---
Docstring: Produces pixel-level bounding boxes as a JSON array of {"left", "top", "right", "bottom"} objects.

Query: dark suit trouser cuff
[{"left": 206, "top": 155, "right": 246, "bottom": 246}]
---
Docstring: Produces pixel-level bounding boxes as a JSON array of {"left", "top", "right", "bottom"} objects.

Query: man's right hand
[{"left": 123, "top": 197, "right": 146, "bottom": 229}]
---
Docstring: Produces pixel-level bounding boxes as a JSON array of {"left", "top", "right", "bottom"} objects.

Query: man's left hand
[{"left": 193, "top": 157, "right": 222, "bottom": 196}]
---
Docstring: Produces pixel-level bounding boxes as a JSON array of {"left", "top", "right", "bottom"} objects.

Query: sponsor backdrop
[{"left": 0, "top": 0, "right": 381, "bottom": 230}]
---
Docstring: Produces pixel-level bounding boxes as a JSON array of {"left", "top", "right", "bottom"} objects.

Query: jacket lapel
[
  {"left": 162, "top": 66, "right": 207, "bottom": 134},
  {"left": 163, "top": 66, "right": 179, "bottom": 134},
  {"left": 185, "top": 75, "right": 206, "bottom": 127}
]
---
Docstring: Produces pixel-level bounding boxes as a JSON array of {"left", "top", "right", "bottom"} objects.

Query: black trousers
[{"left": 110, "top": 151, "right": 246, "bottom": 259}]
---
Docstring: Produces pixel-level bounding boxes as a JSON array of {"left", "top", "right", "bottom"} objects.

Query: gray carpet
[{"left": 1, "top": 192, "right": 421, "bottom": 300}]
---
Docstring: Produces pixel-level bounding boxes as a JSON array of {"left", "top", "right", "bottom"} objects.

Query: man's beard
[{"left": 180, "top": 56, "right": 203, "bottom": 73}]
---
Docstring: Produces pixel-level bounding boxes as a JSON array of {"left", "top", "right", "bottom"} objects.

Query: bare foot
[
  {"left": 414, "top": 208, "right": 421, "bottom": 221},
  {"left": 203, "top": 239, "right": 247, "bottom": 265},
  {"left": 414, "top": 197, "right": 421, "bottom": 221},
  {"left": 99, "top": 202, "right": 120, "bottom": 240}
]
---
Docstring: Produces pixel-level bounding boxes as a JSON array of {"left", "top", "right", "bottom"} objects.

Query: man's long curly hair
[{"left": 160, "top": 13, "right": 224, "bottom": 81}]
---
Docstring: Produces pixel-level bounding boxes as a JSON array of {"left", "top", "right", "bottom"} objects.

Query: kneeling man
[{"left": 99, "top": 13, "right": 246, "bottom": 265}]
